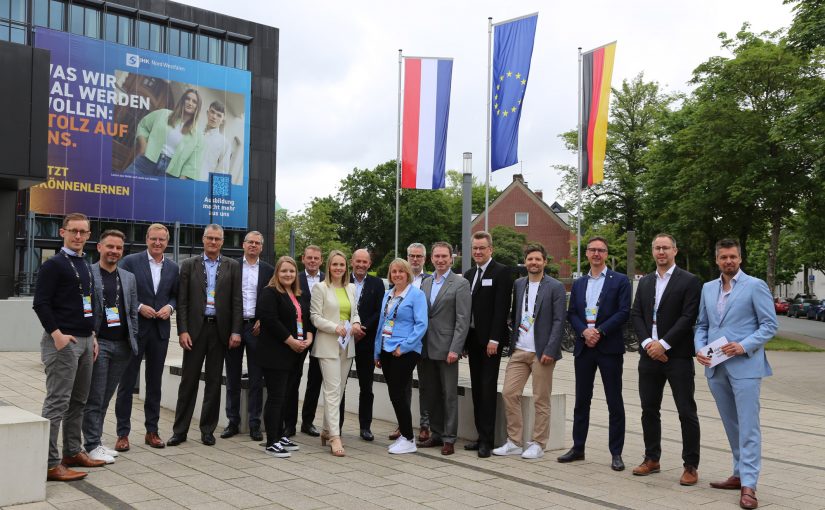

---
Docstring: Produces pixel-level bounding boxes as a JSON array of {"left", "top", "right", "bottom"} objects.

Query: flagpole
[
  {"left": 395, "top": 49, "right": 403, "bottom": 258},
  {"left": 484, "top": 16, "right": 492, "bottom": 231},
  {"left": 576, "top": 46, "right": 583, "bottom": 277}
]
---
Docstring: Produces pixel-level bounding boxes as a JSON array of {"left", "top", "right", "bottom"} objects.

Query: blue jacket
[
  {"left": 567, "top": 268, "right": 631, "bottom": 356},
  {"left": 374, "top": 285, "right": 428, "bottom": 360}
]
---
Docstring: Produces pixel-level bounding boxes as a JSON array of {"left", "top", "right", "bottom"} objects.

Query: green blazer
[{"left": 136, "top": 109, "right": 203, "bottom": 180}]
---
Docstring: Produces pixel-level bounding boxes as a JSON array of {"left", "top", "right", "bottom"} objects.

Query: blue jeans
[
  {"left": 123, "top": 154, "right": 169, "bottom": 177},
  {"left": 82, "top": 338, "right": 131, "bottom": 452}
]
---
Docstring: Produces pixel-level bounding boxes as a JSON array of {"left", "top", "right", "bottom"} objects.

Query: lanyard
[
  {"left": 61, "top": 250, "right": 93, "bottom": 296},
  {"left": 384, "top": 295, "right": 404, "bottom": 321},
  {"left": 203, "top": 256, "right": 221, "bottom": 291},
  {"left": 102, "top": 269, "right": 121, "bottom": 309},
  {"left": 523, "top": 280, "right": 543, "bottom": 319}
]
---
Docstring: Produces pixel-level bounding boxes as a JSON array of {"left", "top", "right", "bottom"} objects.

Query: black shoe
[
  {"left": 301, "top": 423, "right": 320, "bottom": 437},
  {"left": 283, "top": 426, "right": 296, "bottom": 438},
  {"left": 360, "top": 429, "right": 374, "bottom": 441},
  {"left": 250, "top": 426, "right": 263, "bottom": 442},
  {"left": 166, "top": 434, "right": 187, "bottom": 446},
  {"left": 201, "top": 433, "right": 216, "bottom": 446},
  {"left": 464, "top": 441, "right": 480, "bottom": 451},
  {"left": 611, "top": 454, "right": 625, "bottom": 471},
  {"left": 220, "top": 424, "right": 239, "bottom": 439},
  {"left": 557, "top": 448, "right": 585, "bottom": 463},
  {"left": 478, "top": 443, "right": 491, "bottom": 458}
]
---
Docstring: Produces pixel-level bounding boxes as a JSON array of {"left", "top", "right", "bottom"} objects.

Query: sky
[{"left": 178, "top": 0, "right": 795, "bottom": 214}]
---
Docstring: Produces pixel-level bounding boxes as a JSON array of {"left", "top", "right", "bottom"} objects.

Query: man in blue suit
[
  {"left": 695, "top": 239, "right": 777, "bottom": 510},
  {"left": 558, "top": 236, "right": 631, "bottom": 471},
  {"left": 116, "top": 224, "right": 178, "bottom": 451}
]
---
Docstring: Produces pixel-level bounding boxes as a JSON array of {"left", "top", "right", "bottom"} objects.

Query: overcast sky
[{"left": 179, "top": 0, "right": 794, "bottom": 213}]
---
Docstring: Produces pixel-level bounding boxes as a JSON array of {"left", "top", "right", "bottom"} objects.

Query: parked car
[
  {"left": 806, "top": 299, "right": 825, "bottom": 321},
  {"left": 789, "top": 298, "right": 820, "bottom": 318},
  {"left": 774, "top": 297, "right": 790, "bottom": 315}
]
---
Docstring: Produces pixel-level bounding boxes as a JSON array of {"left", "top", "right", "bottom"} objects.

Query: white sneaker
[
  {"left": 265, "top": 443, "right": 291, "bottom": 458},
  {"left": 521, "top": 442, "right": 544, "bottom": 459},
  {"left": 388, "top": 436, "right": 404, "bottom": 450},
  {"left": 88, "top": 445, "right": 116, "bottom": 464},
  {"left": 100, "top": 445, "right": 119, "bottom": 457},
  {"left": 492, "top": 438, "right": 523, "bottom": 456},
  {"left": 388, "top": 437, "right": 417, "bottom": 454}
]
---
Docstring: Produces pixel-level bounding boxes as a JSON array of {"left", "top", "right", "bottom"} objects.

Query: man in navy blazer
[
  {"left": 695, "top": 239, "right": 777, "bottom": 510},
  {"left": 558, "top": 236, "right": 631, "bottom": 471},
  {"left": 221, "top": 231, "right": 275, "bottom": 441},
  {"left": 116, "top": 224, "right": 178, "bottom": 451}
]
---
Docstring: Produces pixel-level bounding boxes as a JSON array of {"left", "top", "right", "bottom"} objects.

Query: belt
[
  {"left": 204, "top": 316, "right": 218, "bottom": 323},
  {"left": 242, "top": 318, "right": 256, "bottom": 324}
]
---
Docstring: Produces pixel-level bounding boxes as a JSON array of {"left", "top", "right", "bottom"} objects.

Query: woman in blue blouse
[{"left": 374, "top": 258, "right": 428, "bottom": 455}]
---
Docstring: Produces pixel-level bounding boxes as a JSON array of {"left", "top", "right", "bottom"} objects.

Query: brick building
[{"left": 472, "top": 174, "right": 575, "bottom": 281}]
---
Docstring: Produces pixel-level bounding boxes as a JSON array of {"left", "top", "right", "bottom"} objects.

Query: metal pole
[
  {"left": 24, "top": 211, "right": 34, "bottom": 294},
  {"left": 576, "top": 47, "right": 583, "bottom": 277},
  {"left": 173, "top": 221, "right": 180, "bottom": 264},
  {"left": 289, "top": 228, "right": 295, "bottom": 259},
  {"left": 484, "top": 17, "right": 492, "bottom": 232},
  {"left": 462, "top": 153, "right": 473, "bottom": 274},
  {"left": 395, "top": 49, "right": 403, "bottom": 258}
]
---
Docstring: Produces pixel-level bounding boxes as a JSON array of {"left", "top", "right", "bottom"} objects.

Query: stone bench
[
  {"left": 0, "top": 401, "right": 49, "bottom": 506},
  {"left": 158, "top": 358, "right": 566, "bottom": 449}
]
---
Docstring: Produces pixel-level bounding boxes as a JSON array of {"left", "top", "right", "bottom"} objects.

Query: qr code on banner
[{"left": 210, "top": 174, "right": 231, "bottom": 199}]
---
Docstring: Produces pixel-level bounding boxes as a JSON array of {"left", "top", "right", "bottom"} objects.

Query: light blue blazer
[
  {"left": 694, "top": 271, "right": 777, "bottom": 379},
  {"left": 374, "top": 285, "right": 429, "bottom": 360}
]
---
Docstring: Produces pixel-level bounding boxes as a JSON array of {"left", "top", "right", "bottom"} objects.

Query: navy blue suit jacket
[
  {"left": 120, "top": 251, "right": 179, "bottom": 340},
  {"left": 568, "top": 268, "right": 631, "bottom": 356}
]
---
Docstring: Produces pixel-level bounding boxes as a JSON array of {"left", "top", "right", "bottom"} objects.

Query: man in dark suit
[
  {"left": 221, "top": 231, "right": 275, "bottom": 442},
  {"left": 168, "top": 224, "right": 242, "bottom": 446},
  {"left": 558, "top": 236, "right": 631, "bottom": 471},
  {"left": 631, "top": 234, "right": 702, "bottom": 485},
  {"left": 418, "top": 242, "right": 471, "bottom": 456},
  {"left": 340, "top": 248, "right": 385, "bottom": 441},
  {"left": 463, "top": 231, "right": 513, "bottom": 458},
  {"left": 285, "top": 245, "right": 323, "bottom": 437},
  {"left": 116, "top": 223, "right": 178, "bottom": 451}
]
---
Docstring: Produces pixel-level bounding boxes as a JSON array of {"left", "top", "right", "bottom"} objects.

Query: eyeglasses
[
  {"left": 65, "top": 229, "right": 91, "bottom": 237},
  {"left": 407, "top": 254, "right": 424, "bottom": 259},
  {"left": 652, "top": 246, "right": 673, "bottom": 252},
  {"left": 204, "top": 236, "right": 223, "bottom": 242},
  {"left": 586, "top": 248, "right": 607, "bottom": 254},
  {"left": 244, "top": 240, "right": 262, "bottom": 245}
]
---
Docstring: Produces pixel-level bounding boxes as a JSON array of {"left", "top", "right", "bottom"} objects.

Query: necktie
[{"left": 473, "top": 266, "right": 482, "bottom": 290}]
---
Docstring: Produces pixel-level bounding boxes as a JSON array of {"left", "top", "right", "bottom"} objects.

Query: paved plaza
[{"left": 1, "top": 346, "right": 823, "bottom": 510}]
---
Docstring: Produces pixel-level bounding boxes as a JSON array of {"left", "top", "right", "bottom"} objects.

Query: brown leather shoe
[
  {"left": 441, "top": 443, "right": 455, "bottom": 456},
  {"left": 62, "top": 451, "right": 105, "bottom": 468},
  {"left": 632, "top": 458, "right": 660, "bottom": 476},
  {"left": 710, "top": 475, "right": 742, "bottom": 490},
  {"left": 680, "top": 465, "right": 698, "bottom": 486},
  {"left": 388, "top": 428, "right": 401, "bottom": 440},
  {"left": 115, "top": 436, "right": 130, "bottom": 452},
  {"left": 740, "top": 487, "right": 758, "bottom": 509},
  {"left": 47, "top": 464, "right": 87, "bottom": 482},
  {"left": 417, "top": 437, "right": 444, "bottom": 448},
  {"left": 417, "top": 426, "right": 430, "bottom": 442},
  {"left": 145, "top": 432, "right": 166, "bottom": 449}
]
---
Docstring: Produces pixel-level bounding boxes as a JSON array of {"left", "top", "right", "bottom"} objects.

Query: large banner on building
[{"left": 31, "top": 28, "right": 251, "bottom": 227}]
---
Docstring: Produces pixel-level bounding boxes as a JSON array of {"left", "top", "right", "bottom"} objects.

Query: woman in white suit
[{"left": 310, "top": 249, "right": 362, "bottom": 456}]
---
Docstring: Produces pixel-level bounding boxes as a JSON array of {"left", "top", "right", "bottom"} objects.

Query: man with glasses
[
  {"left": 168, "top": 224, "right": 242, "bottom": 447},
  {"left": 407, "top": 243, "right": 430, "bottom": 289},
  {"left": 630, "top": 234, "right": 702, "bottom": 485},
  {"left": 221, "top": 231, "right": 274, "bottom": 442},
  {"left": 558, "top": 236, "right": 631, "bottom": 471},
  {"left": 33, "top": 213, "right": 105, "bottom": 481},
  {"left": 116, "top": 224, "right": 179, "bottom": 451}
]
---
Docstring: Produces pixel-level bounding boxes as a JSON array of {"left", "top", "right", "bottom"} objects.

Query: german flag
[{"left": 581, "top": 42, "right": 616, "bottom": 188}]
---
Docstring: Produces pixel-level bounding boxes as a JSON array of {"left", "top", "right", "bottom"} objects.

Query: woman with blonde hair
[
  {"left": 253, "top": 256, "right": 314, "bottom": 458},
  {"left": 310, "top": 249, "right": 362, "bottom": 456}
]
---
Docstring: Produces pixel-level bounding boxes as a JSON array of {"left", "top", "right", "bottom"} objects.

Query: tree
[{"left": 490, "top": 226, "right": 527, "bottom": 268}]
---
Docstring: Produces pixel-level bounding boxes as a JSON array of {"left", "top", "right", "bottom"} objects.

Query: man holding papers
[{"left": 695, "top": 239, "right": 777, "bottom": 510}]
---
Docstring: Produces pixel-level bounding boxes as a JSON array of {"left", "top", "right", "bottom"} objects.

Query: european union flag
[{"left": 491, "top": 14, "right": 537, "bottom": 171}]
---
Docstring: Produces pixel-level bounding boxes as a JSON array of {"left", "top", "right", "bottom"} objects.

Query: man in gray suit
[
  {"left": 493, "top": 243, "right": 565, "bottom": 460},
  {"left": 82, "top": 229, "right": 139, "bottom": 464},
  {"left": 417, "top": 242, "right": 471, "bottom": 455},
  {"left": 168, "top": 224, "right": 243, "bottom": 446}
]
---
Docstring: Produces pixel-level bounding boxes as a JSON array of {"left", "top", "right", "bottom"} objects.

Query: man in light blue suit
[{"left": 694, "top": 239, "right": 777, "bottom": 510}]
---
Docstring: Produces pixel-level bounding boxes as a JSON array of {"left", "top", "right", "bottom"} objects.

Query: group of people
[
  {"left": 33, "top": 214, "right": 777, "bottom": 510},
  {"left": 123, "top": 88, "right": 233, "bottom": 182}
]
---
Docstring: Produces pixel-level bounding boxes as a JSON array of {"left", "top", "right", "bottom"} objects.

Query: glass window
[
  {"left": 225, "top": 41, "right": 235, "bottom": 68},
  {"left": 104, "top": 12, "right": 117, "bottom": 42},
  {"left": 0, "top": 22, "right": 8, "bottom": 42},
  {"left": 10, "top": 21, "right": 23, "bottom": 42},
  {"left": 515, "top": 212, "right": 529, "bottom": 227},
  {"left": 117, "top": 15, "right": 130, "bottom": 45},
  {"left": 10, "top": 0, "right": 24, "bottom": 22},
  {"left": 236, "top": 43, "right": 247, "bottom": 70},
  {"left": 69, "top": 4, "right": 83, "bottom": 35},
  {"left": 48, "top": 0, "right": 63, "bottom": 30},
  {"left": 208, "top": 36, "right": 221, "bottom": 64},
  {"left": 168, "top": 27, "right": 179, "bottom": 55},
  {"left": 0, "top": 0, "right": 8, "bottom": 21},
  {"left": 84, "top": 7, "right": 98, "bottom": 38},
  {"left": 196, "top": 34, "right": 208, "bottom": 61},
  {"left": 136, "top": 19, "right": 149, "bottom": 49},
  {"left": 148, "top": 21, "right": 162, "bottom": 51},
  {"left": 179, "top": 30, "right": 191, "bottom": 58},
  {"left": 33, "top": 0, "right": 48, "bottom": 27}
]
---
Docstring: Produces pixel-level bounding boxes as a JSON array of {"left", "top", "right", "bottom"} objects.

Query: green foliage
[{"left": 489, "top": 226, "right": 528, "bottom": 268}]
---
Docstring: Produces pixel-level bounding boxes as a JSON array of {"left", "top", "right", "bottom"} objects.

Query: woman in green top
[
  {"left": 309, "top": 249, "right": 362, "bottom": 457},
  {"left": 124, "top": 88, "right": 203, "bottom": 180}
]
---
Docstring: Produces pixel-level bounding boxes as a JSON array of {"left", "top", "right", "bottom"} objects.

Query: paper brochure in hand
[{"left": 699, "top": 336, "right": 732, "bottom": 367}]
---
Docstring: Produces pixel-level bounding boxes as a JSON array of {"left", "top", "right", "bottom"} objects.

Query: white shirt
[
  {"left": 472, "top": 259, "right": 492, "bottom": 291},
  {"left": 147, "top": 250, "right": 163, "bottom": 294},
  {"left": 198, "top": 128, "right": 232, "bottom": 181},
  {"left": 161, "top": 122, "right": 184, "bottom": 157},
  {"left": 411, "top": 271, "right": 427, "bottom": 289},
  {"left": 242, "top": 257, "right": 259, "bottom": 319},
  {"left": 641, "top": 264, "right": 676, "bottom": 351},
  {"left": 353, "top": 274, "right": 366, "bottom": 304},
  {"left": 305, "top": 271, "right": 321, "bottom": 293},
  {"left": 717, "top": 269, "right": 742, "bottom": 319},
  {"left": 515, "top": 280, "right": 541, "bottom": 353}
]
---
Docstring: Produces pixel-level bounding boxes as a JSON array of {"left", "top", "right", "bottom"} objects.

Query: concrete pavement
[{"left": 1, "top": 348, "right": 824, "bottom": 510}]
